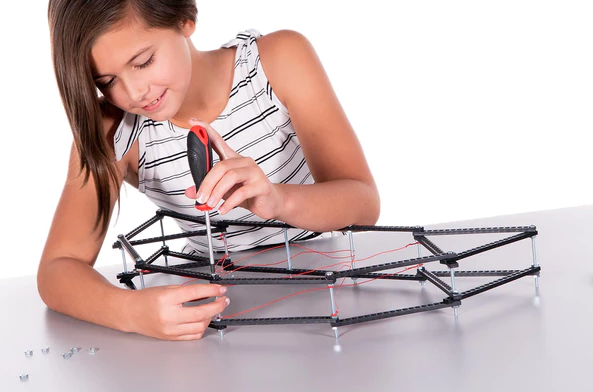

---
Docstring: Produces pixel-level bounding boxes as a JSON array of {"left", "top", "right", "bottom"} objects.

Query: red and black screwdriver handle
[{"left": 187, "top": 125, "right": 213, "bottom": 212}]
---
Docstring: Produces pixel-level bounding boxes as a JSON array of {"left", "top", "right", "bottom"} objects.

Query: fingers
[
  {"left": 195, "top": 157, "right": 257, "bottom": 206},
  {"left": 185, "top": 185, "right": 197, "bottom": 199},
  {"left": 180, "top": 296, "right": 230, "bottom": 324},
  {"left": 174, "top": 283, "right": 228, "bottom": 304},
  {"left": 188, "top": 118, "right": 240, "bottom": 160},
  {"left": 219, "top": 182, "right": 262, "bottom": 214}
]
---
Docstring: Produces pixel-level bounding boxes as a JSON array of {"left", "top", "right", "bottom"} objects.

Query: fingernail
[
  {"left": 219, "top": 286, "right": 227, "bottom": 294},
  {"left": 189, "top": 117, "right": 198, "bottom": 122},
  {"left": 225, "top": 297, "right": 230, "bottom": 306},
  {"left": 207, "top": 197, "right": 216, "bottom": 207},
  {"left": 196, "top": 193, "right": 204, "bottom": 203},
  {"left": 218, "top": 206, "right": 226, "bottom": 214}
]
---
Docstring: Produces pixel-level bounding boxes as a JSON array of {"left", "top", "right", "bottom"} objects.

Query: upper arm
[
  {"left": 40, "top": 105, "right": 126, "bottom": 267},
  {"left": 257, "top": 30, "right": 377, "bottom": 188}
]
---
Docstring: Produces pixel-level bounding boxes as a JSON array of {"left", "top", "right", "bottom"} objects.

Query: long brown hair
[{"left": 48, "top": 0, "right": 197, "bottom": 235}]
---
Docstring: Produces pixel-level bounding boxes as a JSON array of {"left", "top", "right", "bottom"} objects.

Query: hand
[
  {"left": 185, "top": 119, "right": 284, "bottom": 220},
  {"left": 126, "top": 283, "right": 229, "bottom": 340}
]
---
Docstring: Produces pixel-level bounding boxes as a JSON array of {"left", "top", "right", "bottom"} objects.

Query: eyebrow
[{"left": 93, "top": 46, "right": 153, "bottom": 80}]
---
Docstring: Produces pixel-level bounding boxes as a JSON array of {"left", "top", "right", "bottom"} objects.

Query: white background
[{"left": 0, "top": 0, "right": 591, "bottom": 279}]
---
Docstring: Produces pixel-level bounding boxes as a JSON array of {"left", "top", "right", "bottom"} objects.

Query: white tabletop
[{"left": 2, "top": 205, "right": 593, "bottom": 391}]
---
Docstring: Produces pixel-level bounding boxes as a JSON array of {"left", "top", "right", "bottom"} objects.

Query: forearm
[
  {"left": 275, "top": 180, "right": 380, "bottom": 232},
  {"left": 37, "top": 257, "right": 135, "bottom": 332}
]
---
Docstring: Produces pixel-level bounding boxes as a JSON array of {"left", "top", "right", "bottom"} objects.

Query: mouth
[{"left": 143, "top": 90, "right": 166, "bottom": 111}]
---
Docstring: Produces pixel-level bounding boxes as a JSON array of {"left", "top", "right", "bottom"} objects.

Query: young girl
[{"left": 40, "top": 0, "right": 380, "bottom": 341}]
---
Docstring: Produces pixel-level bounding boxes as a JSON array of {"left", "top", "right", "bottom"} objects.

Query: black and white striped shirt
[{"left": 114, "top": 30, "right": 316, "bottom": 254}]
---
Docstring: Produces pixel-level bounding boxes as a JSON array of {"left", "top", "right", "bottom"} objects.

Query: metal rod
[
  {"left": 120, "top": 247, "right": 128, "bottom": 273},
  {"left": 205, "top": 212, "right": 216, "bottom": 276},
  {"left": 450, "top": 268, "right": 458, "bottom": 293},
  {"left": 531, "top": 236, "right": 540, "bottom": 288},
  {"left": 348, "top": 230, "right": 357, "bottom": 283},
  {"left": 139, "top": 271, "right": 146, "bottom": 289},
  {"left": 284, "top": 228, "right": 292, "bottom": 270},
  {"left": 159, "top": 219, "right": 169, "bottom": 267},
  {"left": 221, "top": 232, "right": 229, "bottom": 257}
]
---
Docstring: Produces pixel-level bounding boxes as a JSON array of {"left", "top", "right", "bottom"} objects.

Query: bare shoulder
[{"left": 256, "top": 30, "right": 322, "bottom": 107}]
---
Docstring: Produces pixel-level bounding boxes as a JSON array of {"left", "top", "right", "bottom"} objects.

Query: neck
[{"left": 170, "top": 41, "right": 234, "bottom": 128}]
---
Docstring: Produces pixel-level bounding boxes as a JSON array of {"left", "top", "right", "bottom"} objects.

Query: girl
[{"left": 39, "top": 0, "right": 380, "bottom": 341}]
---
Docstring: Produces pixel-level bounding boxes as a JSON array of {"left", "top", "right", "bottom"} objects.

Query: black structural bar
[
  {"left": 127, "top": 228, "right": 224, "bottom": 246},
  {"left": 454, "top": 232, "right": 535, "bottom": 261},
  {"left": 420, "top": 226, "right": 537, "bottom": 236},
  {"left": 138, "top": 264, "right": 214, "bottom": 281},
  {"left": 210, "top": 316, "right": 334, "bottom": 327},
  {"left": 165, "top": 250, "right": 214, "bottom": 264},
  {"left": 459, "top": 266, "right": 541, "bottom": 299},
  {"left": 338, "top": 224, "right": 424, "bottom": 233},
  {"left": 214, "top": 276, "right": 333, "bottom": 285},
  {"left": 125, "top": 213, "right": 163, "bottom": 241},
  {"left": 334, "top": 254, "right": 453, "bottom": 278},
  {"left": 414, "top": 235, "right": 445, "bottom": 255},
  {"left": 118, "top": 235, "right": 144, "bottom": 264},
  {"left": 332, "top": 300, "right": 461, "bottom": 327},
  {"left": 432, "top": 269, "right": 521, "bottom": 277},
  {"left": 145, "top": 247, "right": 166, "bottom": 265},
  {"left": 417, "top": 268, "right": 453, "bottom": 296}
]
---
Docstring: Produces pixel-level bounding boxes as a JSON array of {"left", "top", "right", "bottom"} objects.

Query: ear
[{"left": 180, "top": 19, "right": 196, "bottom": 37}]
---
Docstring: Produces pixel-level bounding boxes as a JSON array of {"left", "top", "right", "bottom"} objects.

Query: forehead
[{"left": 90, "top": 20, "right": 176, "bottom": 74}]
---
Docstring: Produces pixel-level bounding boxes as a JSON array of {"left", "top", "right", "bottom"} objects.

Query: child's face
[{"left": 90, "top": 18, "right": 195, "bottom": 121}]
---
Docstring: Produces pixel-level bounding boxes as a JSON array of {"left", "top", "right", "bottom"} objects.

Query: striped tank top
[{"left": 113, "top": 30, "right": 317, "bottom": 254}]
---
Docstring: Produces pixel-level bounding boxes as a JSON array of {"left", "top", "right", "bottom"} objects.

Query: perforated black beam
[
  {"left": 421, "top": 226, "right": 537, "bottom": 236},
  {"left": 432, "top": 269, "right": 521, "bottom": 277},
  {"left": 139, "top": 264, "right": 214, "bottom": 281},
  {"left": 125, "top": 213, "right": 162, "bottom": 240},
  {"left": 332, "top": 300, "right": 461, "bottom": 327},
  {"left": 459, "top": 266, "right": 540, "bottom": 299},
  {"left": 334, "top": 254, "right": 452, "bottom": 278},
  {"left": 215, "top": 276, "right": 332, "bottom": 285},
  {"left": 417, "top": 268, "right": 453, "bottom": 296},
  {"left": 210, "top": 316, "right": 333, "bottom": 327},
  {"left": 126, "top": 228, "right": 224, "bottom": 246},
  {"left": 414, "top": 235, "right": 444, "bottom": 255},
  {"left": 455, "top": 232, "right": 535, "bottom": 261},
  {"left": 117, "top": 235, "right": 143, "bottom": 264}
]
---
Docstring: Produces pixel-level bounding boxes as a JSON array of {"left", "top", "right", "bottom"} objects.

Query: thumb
[{"left": 188, "top": 118, "right": 241, "bottom": 160}]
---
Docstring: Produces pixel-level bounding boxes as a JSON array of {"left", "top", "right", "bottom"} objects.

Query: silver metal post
[
  {"left": 221, "top": 232, "right": 229, "bottom": 258},
  {"left": 204, "top": 212, "right": 216, "bottom": 276},
  {"left": 139, "top": 271, "right": 146, "bottom": 289},
  {"left": 348, "top": 231, "right": 357, "bottom": 284},
  {"left": 326, "top": 272, "right": 339, "bottom": 338},
  {"left": 450, "top": 268, "right": 458, "bottom": 293},
  {"left": 531, "top": 235, "right": 540, "bottom": 289},
  {"left": 120, "top": 247, "right": 128, "bottom": 273},
  {"left": 159, "top": 219, "right": 169, "bottom": 267},
  {"left": 284, "top": 228, "right": 292, "bottom": 270},
  {"left": 450, "top": 267, "right": 459, "bottom": 317}
]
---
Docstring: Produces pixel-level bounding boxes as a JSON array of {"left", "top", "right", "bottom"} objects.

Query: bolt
[
  {"left": 70, "top": 347, "right": 82, "bottom": 353},
  {"left": 19, "top": 374, "right": 29, "bottom": 382},
  {"left": 41, "top": 347, "right": 50, "bottom": 354},
  {"left": 88, "top": 348, "right": 99, "bottom": 355},
  {"left": 63, "top": 352, "right": 72, "bottom": 360},
  {"left": 24, "top": 350, "right": 33, "bottom": 357}
]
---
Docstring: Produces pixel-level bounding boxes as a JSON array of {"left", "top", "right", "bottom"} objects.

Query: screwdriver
[{"left": 187, "top": 125, "right": 216, "bottom": 276}]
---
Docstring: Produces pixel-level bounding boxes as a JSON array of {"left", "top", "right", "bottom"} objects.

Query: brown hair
[{"left": 48, "top": 0, "right": 197, "bottom": 235}]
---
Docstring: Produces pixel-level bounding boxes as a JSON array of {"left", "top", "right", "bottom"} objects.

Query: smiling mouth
[{"left": 143, "top": 91, "right": 165, "bottom": 109}]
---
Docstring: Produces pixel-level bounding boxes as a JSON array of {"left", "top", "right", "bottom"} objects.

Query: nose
[{"left": 123, "top": 76, "right": 149, "bottom": 105}]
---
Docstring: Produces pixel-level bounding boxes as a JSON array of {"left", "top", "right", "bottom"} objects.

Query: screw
[
  {"left": 63, "top": 352, "right": 72, "bottom": 360},
  {"left": 70, "top": 347, "right": 82, "bottom": 353},
  {"left": 19, "top": 374, "right": 29, "bottom": 381},
  {"left": 88, "top": 348, "right": 99, "bottom": 355},
  {"left": 41, "top": 347, "right": 50, "bottom": 354},
  {"left": 24, "top": 350, "right": 33, "bottom": 357}
]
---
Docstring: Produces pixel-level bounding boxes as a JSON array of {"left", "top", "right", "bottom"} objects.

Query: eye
[
  {"left": 97, "top": 77, "right": 116, "bottom": 89},
  {"left": 136, "top": 55, "right": 154, "bottom": 70}
]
